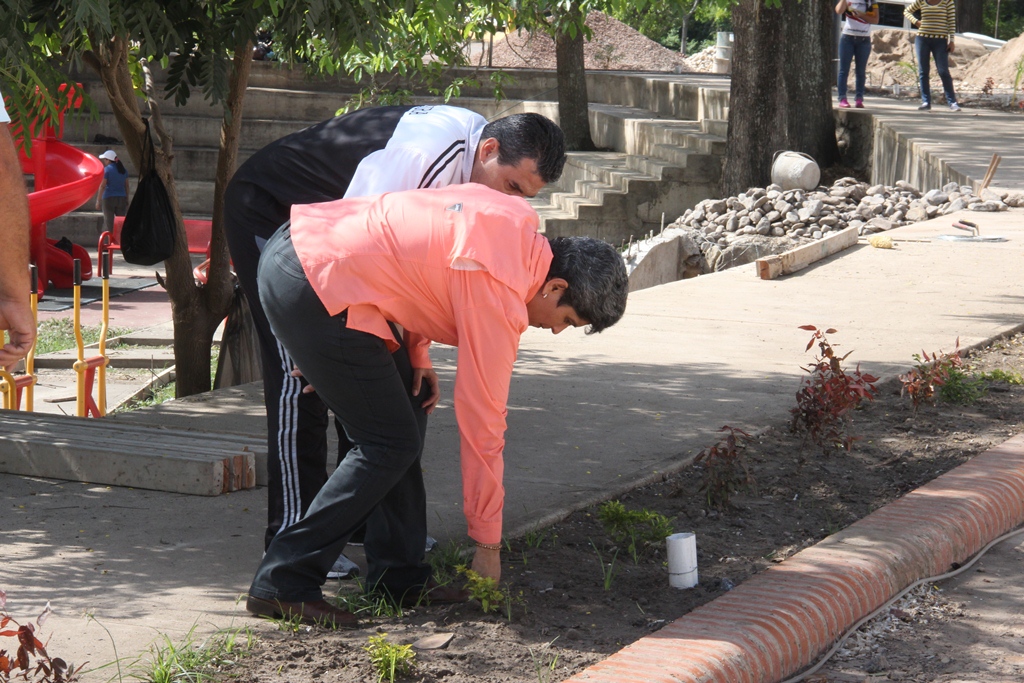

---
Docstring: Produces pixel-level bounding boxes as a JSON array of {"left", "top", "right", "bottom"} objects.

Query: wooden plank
[
  {"left": 756, "top": 226, "right": 860, "bottom": 280},
  {"left": 980, "top": 153, "right": 1002, "bottom": 193}
]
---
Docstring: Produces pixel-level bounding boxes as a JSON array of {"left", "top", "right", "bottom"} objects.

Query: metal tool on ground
[
  {"left": 936, "top": 219, "right": 1007, "bottom": 243},
  {"left": 73, "top": 256, "right": 111, "bottom": 417},
  {"left": 0, "top": 266, "right": 39, "bottom": 411}
]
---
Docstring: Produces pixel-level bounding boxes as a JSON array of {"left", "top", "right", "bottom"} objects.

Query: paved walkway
[{"left": 2, "top": 94, "right": 1024, "bottom": 681}]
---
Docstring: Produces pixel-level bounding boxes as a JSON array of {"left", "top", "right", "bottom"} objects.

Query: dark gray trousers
[{"left": 248, "top": 225, "right": 432, "bottom": 602}]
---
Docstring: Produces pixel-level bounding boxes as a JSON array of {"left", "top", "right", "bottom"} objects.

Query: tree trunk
[
  {"left": 723, "top": 0, "right": 786, "bottom": 195},
  {"left": 956, "top": 0, "right": 984, "bottom": 34},
  {"left": 782, "top": 0, "right": 840, "bottom": 169},
  {"left": 170, "top": 42, "right": 251, "bottom": 397},
  {"left": 86, "top": 36, "right": 247, "bottom": 398},
  {"left": 555, "top": 7, "right": 596, "bottom": 152},
  {"left": 723, "top": 0, "right": 840, "bottom": 195}
]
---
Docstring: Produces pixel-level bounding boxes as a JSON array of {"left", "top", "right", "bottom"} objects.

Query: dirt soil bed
[
  {"left": 226, "top": 332, "right": 1024, "bottom": 683},
  {"left": 487, "top": 11, "right": 690, "bottom": 73}
]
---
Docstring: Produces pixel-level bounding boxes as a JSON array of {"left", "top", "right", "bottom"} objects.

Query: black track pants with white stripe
[{"left": 225, "top": 180, "right": 352, "bottom": 549}]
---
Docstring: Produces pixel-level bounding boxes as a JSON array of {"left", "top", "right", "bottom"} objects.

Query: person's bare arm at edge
[{"left": 0, "top": 125, "right": 35, "bottom": 369}]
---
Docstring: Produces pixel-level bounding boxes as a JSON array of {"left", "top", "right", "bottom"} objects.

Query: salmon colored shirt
[{"left": 290, "top": 184, "right": 553, "bottom": 544}]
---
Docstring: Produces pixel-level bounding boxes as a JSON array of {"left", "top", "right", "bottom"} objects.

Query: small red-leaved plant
[
  {"left": 899, "top": 338, "right": 962, "bottom": 410},
  {"left": 790, "top": 325, "right": 879, "bottom": 456},
  {"left": 0, "top": 591, "right": 83, "bottom": 683},
  {"left": 694, "top": 426, "right": 755, "bottom": 509}
]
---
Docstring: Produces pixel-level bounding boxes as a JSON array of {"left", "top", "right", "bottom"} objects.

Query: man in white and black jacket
[{"left": 224, "top": 105, "right": 566, "bottom": 579}]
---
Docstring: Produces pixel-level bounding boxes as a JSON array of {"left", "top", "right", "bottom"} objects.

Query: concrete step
[
  {"left": 587, "top": 104, "right": 727, "bottom": 157},
  {"left": 64, "top": 113, "right": 318, "bottom": 155},
  {"left": 56, "top": 71, "right": 728, "bottom": 249},
  {"left": 0, "top": 411, "right": 263, "bottom": 495},
  {"left": 53, "top": 142, "right": 256, "bottom": 184},
  {"left": 529, "top": 146, "right": 720, "bottom": 244},
  {"left": 33, "top": 341, "right": 175, "bottom": 370},
  {"left": 701, "top": 118, "right": 729, "bottom": 138},
  {"left": 627, "top": 153, "right": 722, "bottom": 184}
]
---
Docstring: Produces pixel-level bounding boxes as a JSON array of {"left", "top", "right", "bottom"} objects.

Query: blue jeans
[
  {"left": 915, "top": 36, "right": 957, "bottom": 106},
  {"left": 837, "top": 34, "right": 871, "bottom": 101},
  {"left": 249, "top": 226, "right": 432, "bottom": 603}
]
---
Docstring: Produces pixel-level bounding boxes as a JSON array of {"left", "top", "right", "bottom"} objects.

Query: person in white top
[
  {"left": 835, "top": 0, "right": 880, "bottom": 108},
  {"left": 0, "top": 89, "right": 36, "bottom": 369},
  {"left": 224, "top": 105, "right": 566, "bottom": 582}
]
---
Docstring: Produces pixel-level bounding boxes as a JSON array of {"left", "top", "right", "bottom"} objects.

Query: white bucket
[
  {"left": 771, "top": 151, "right": 820, "bottom": 191},
  {"left": 667, "top": 532, "right": 699, "bottom": 588},
  {"left": 714, "top": 32, "right": 733, "bottom": 74}
]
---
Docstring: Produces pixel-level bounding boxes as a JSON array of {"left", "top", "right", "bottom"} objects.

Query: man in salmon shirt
[
  {"left": 245, "top": 183, "right": 628, "bottom": 627},
  {"left": 225, "top": 106, "right": 565, "bottom": 581}
]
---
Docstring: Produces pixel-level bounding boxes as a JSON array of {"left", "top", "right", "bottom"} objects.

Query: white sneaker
[
  {"left": 326, "top": 553, "right": 360, "bottom": 580},
  {"left": 950, "top": 102, "right": 962, "bottom": 112}
]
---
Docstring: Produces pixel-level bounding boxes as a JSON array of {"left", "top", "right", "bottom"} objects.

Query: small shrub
[
  {"left": 694, "top": 426, "right": 755, "bottom": 509},
  {"left": 938, "top": 368, "right": 987, "bottom": 405},
  {"left": 597, "top": 501, "right": 674, "bottom": 563},
  {"left": 978, "top": 369, "right": 1024, "bottom": 385},
  {"left": 899, "top": 339, "right": 962, "bottom": 410},
  {"left": 528, "top": 643, "right": 561, "bottom": 683},
  {"left": 426, "top": 540, "right": 470, "bottom": 584},
  {"left": 363, "top": 633, "right": 415, "bottom": 683},
  {"left": 589, "top": 541, "right": 619, "bottom": 591},
  {"left": 1013, "top": 54, "right": 1024, "bottom": 108},
  {"left": 0, "top": 594, "right": 84, "bottom": 683},
  {"left": 336, "top": 580, "right": 404, "bottom": 618},
  {"left": 456, "top": 567, "right": 505, "bottom": 614},
  {"left": 135, "top": 625, "right": 255, "bottom": 682},
  {"left": 790, "top": 326, "right": 878, "bottom": 455}
]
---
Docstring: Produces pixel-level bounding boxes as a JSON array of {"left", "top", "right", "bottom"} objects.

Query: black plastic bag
[
  {"left": 214, "top": 282, "right": 263, "bottom": 389},
  {"left": 120, "top": 119, "right": 176, "bottom": 265}
]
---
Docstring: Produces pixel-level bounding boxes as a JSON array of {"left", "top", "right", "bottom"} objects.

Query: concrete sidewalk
[{"left": 2, "top": 208, "right": 1023, "bottom": 677}]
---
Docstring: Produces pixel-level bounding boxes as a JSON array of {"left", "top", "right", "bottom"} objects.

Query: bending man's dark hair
[
  {"left": 482, "top": 113, "right": 567, "bottom": 184},
  {"left": 546, "top": 236, "right": 628, "bottom": 334}
]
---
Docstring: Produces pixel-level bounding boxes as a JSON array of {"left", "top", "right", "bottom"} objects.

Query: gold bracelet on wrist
[{"left": 475, "top": 541, "right": 501, "bottom": 551}]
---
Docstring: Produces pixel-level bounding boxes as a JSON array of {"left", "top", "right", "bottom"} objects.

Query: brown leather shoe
[
  {"left": 400, "top": 578, "right": 471, "bottom": 607},
  {"left": 246, "top": 595, "right": 358, "bottom": 628}
]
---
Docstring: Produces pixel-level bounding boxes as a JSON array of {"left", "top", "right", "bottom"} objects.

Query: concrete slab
[{"left": 0, "top": 412, "right": 261, "bottom": 494}]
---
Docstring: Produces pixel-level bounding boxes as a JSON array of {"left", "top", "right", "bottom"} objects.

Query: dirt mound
[
  {"left": 684, "top": 45, "right": 717, "bottom": 73},
  {"left": 865, "top": 28, "right": 989, "bottom": 88},
  {"left": 960, "top": 31, "right": 1024, "bottom": 88},
  {"left": 487, "top": 11, "right": 690, "bottom": 72}
]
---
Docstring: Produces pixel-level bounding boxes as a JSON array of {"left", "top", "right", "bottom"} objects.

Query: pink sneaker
[
  {"left": 855, "top": 99, "right": 864, "bottom": 108},
  {"left": 838, "top": 98, "right": 851, "bottom": 109}
]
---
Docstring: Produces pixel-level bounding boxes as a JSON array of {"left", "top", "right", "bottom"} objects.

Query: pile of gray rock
[
  {"left": 623, "top": 178, "right": 1022, "bottom": 289},
  {"left": 676, "top": 178, "right": 1020, "bottom": 248}
]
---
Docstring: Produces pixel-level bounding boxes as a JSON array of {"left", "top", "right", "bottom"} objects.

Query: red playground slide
[{"left": 10, "top": 84, "right": 103, "bottom": 295}]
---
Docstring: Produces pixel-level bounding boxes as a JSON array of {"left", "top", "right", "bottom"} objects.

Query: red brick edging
[{"left": 564, "top": 434, "right": 1024, "bottom": 683}]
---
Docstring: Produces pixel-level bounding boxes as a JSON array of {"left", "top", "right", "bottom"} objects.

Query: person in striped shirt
[{"left": 904, "top": 0, "right": 962, "bottom": 111}]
